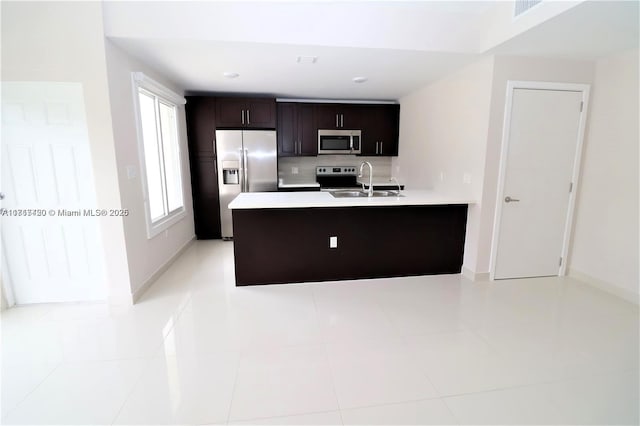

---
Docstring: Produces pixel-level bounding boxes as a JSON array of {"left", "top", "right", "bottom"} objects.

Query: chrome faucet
[
  {"left": 359, "top": 161, "right": 374, "bottom": 197},
  {"left": 390, "top": 177, "right": 401, "bottom": 195}
]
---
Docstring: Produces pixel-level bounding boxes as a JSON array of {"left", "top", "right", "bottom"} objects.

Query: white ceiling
[
  {"left": 103, "top": 1, "right": 639, "bottom": 100},
  {"left": 490, "top": 0, "right": 639, "bottom": 59}
]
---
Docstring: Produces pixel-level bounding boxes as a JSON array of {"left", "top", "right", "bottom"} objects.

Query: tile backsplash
[{"left": 279, "top": 155, "right": 393, "bottom": 184}]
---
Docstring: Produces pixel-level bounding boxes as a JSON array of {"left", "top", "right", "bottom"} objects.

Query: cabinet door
[
  {"left": 192, "top": 157, "right": 221, "bottom": 239},
  {"left": 315, "top": 104, "right": 364, "bottom": 129},
  {"left": 215, "top": 98, "right": 247, "bottom": 128},
  {"left": 314, "top": 104, "right": 340, "bottom": 129},
  {"left": 186, "top": 96, "right": 222, "bottom": 239},
  {"left": 359, "top": 105, "right": 400, "bottom": 156},
  {"left": 377, "top": 105, "right": 400, "bottom": 156},
  {"left": 245, "top": 98, "right": 276, "bottom": 128},
  {"left": 335, "top": 104, "right": 362, "bottom": 129},
  {"left": 359, "top": 105, "right": 379, "bottom": 155},
  {"left": 297, "top": 104, "right": 317, "bottom": 155},
  {"left": 185, "top": 97, "right": 216, "bottom": 156},
  {"left": 277, "top": 103, "right": 297, "bottom": 157}
]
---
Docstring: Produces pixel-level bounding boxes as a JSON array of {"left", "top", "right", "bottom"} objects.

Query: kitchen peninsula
[{"left": 228, "top": 191, "right": 473, "bottom": 286}]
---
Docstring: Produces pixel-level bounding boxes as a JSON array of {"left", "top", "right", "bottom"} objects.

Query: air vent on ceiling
[{"left": 514, "top": 0, "right": 542, "bottom": 17}]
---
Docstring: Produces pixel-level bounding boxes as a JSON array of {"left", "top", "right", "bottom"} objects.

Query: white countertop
[
  {"left": 228, "top": 190, "right": 476, "bottom": 209},
  {"left": 277, "top": 181, "right": 320, "bottom": 189}
]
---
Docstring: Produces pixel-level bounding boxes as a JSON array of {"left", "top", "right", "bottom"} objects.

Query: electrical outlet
[
  {"left": 329, "top": 236, "right": 338, "bottom": 248},
  {"left": 439, "top": 171, "right": 445, "bottom": 182},
  {"left": 463, "top": 173, "right": 472, "bottom": 184},
  {"left": 292, "top": 167, "right": 299, "bottom": 175},
  {"left": 126, "top": 166, "right": 137, "bottom": 180}
]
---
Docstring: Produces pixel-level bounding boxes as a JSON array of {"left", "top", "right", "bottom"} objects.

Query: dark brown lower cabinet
[
  {"left": 190, "top": 157, "right": 221, "bottom": 239},
  {"left": 232, "top": 204, "right": 468, "bottom": 286}
]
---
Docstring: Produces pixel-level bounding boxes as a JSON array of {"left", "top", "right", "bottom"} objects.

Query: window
[{"left": 132, "top": 72, "right": 187, "bottom": 238}]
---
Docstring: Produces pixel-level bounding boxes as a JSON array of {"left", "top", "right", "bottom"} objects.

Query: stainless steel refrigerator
[{"left": 216, "top": 130, "right": 277, "bottom": 239}]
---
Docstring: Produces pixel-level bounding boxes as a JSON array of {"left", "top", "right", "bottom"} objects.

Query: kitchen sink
[
  {"left": 330, "top": 190, "right": 404, "bottom": 198},
  {"left": 330, "top": 190, "right": 369, "bottom": 198},
  {"left": 372, "top": 190, "right": 403, "bottom": 197}
]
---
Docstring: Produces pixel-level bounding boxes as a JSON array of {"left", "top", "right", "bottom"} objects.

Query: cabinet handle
[
  {"left": 380, "top": 141, "right": 383, "bottom": 154},
  {"left": 336, "top": 114, "right": 339, "bottom": 128},
  {"left": 298, "top": 141, "right": 302, "bottom": 154},
  {"left": 341, "top": 114, "right": 344, "bottom": 128},
  {"left": 241, "top": 110, "right": 245, "bottom": 125},
  {"left": 375, "top": 142, "right": 379, "bottom": 154},
  {"left": 247, "top": 109, "right": 250, "bottom": 124}
]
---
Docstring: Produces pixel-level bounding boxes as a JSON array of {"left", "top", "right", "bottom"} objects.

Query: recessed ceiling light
[
  {"left": 223, "top": 72, "right": 240, "bottom": 79},
  {"left": 297, "top": 56, "right": 318, "bottom": 64},
  {"left": 352, "top": 76, "right": 368, "bottom": 83}
]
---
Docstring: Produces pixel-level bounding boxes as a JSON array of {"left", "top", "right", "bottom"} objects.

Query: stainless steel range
[{"left": 315, "top": 166, "right": 360, "bottom": 190}]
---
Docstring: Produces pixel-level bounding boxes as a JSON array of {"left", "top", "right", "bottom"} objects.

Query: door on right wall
[{"left": 493, "top": 86, "right": 586, "bottom": 280}]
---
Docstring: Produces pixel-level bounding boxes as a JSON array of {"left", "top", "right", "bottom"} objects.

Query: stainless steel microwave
[{"left": 318, "top": 129, "right": 361, "bottom": 155}]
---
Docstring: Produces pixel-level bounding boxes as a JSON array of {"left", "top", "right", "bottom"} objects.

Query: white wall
[
  {"left": 1, "top": 1, "right": 133, "bottom": 305},
  {"left": 477, "top": 1, "right": 581, "bottom": 53},
  {"left": 568, "top": 49, "right": 639, "bottom": 300},
  {"left": 476, "top": 55, "right": 595, "bottom": 274},
  {"left": 0, "top": 276, "right": 7, "bottom": 310},
  {"left": 104, "top": 40, "right": 195, "bottom": 297},
  {"left": 394, "top": 57, "right": 495, "bottom": 272},
  {"left": 396, "top": 55, "right": 597, "bottom": 276}
]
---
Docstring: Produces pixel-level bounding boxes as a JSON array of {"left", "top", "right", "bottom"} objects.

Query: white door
[
  {"left": 493, "top": 85, "right": 586, "bottom": 279},
  {"left": 1, "top": 82, "right": 106, "bottom": 304}
]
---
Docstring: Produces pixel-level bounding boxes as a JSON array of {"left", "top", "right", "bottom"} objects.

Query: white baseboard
[
  {"left": 132, "top": 237, "right": 196, "bottom": 304},
  {"left": 462, "top": 267, "right": 490, "bottom": 282},
  {"left": 568, "top": 268, "right": 639, "bottom": 305}
]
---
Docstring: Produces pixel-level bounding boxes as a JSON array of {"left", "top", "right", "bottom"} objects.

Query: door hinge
[
  {"left": 569, "top": 182, "right": 573, "bottom": 193},
  {"left": 580, "top": 101, "right": 583, "bottom": 112},
  {"left": 559, "top": 257, "right": 563, "bottom": 267}
]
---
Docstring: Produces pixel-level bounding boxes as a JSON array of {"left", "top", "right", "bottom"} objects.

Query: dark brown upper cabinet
[
  {"left": 314, "top": 104, "right": 363, "bottom": 130},
  {"left": 185, "top": 97, "right": 216, "bottom": 156},
  {"left": 359, "top": 104, "right": 400, "bottom": 156},
  {"left": 215, "top": 97, "right": 276, "bottom": 129},
  {"left": 277, "top": 103, "right": 317, "bottom": 157}
]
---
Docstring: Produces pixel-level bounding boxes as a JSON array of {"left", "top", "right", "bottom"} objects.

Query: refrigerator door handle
[{"left": 242, "top": 148, "right": 249, "bottom": 192}]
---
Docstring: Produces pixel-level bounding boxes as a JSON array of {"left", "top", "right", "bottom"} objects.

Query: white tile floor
[{"left": 1, "top": 240, "right": 638, "bottom": 425}]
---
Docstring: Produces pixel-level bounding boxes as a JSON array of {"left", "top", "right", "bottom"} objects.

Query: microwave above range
[{"left": 318, "top": 129, "right": 361, "bottom": 155}]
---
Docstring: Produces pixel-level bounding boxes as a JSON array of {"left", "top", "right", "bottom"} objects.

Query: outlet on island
[{"left": 329, "top": 236, "right": 338, "bottom": 249}]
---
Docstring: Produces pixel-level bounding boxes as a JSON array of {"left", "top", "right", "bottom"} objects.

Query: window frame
[{"left": 131, "top": 72, "right": 187, "bottom": 239}]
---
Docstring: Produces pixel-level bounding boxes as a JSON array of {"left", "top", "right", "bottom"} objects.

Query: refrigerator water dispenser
[{"left": 222, "top": 161, "right": 240, "bottom": 185}]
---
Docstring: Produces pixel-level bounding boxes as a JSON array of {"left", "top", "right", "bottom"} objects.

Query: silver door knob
[{"left": 504, "top": 196, "right": 520, "bottom": 203}]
